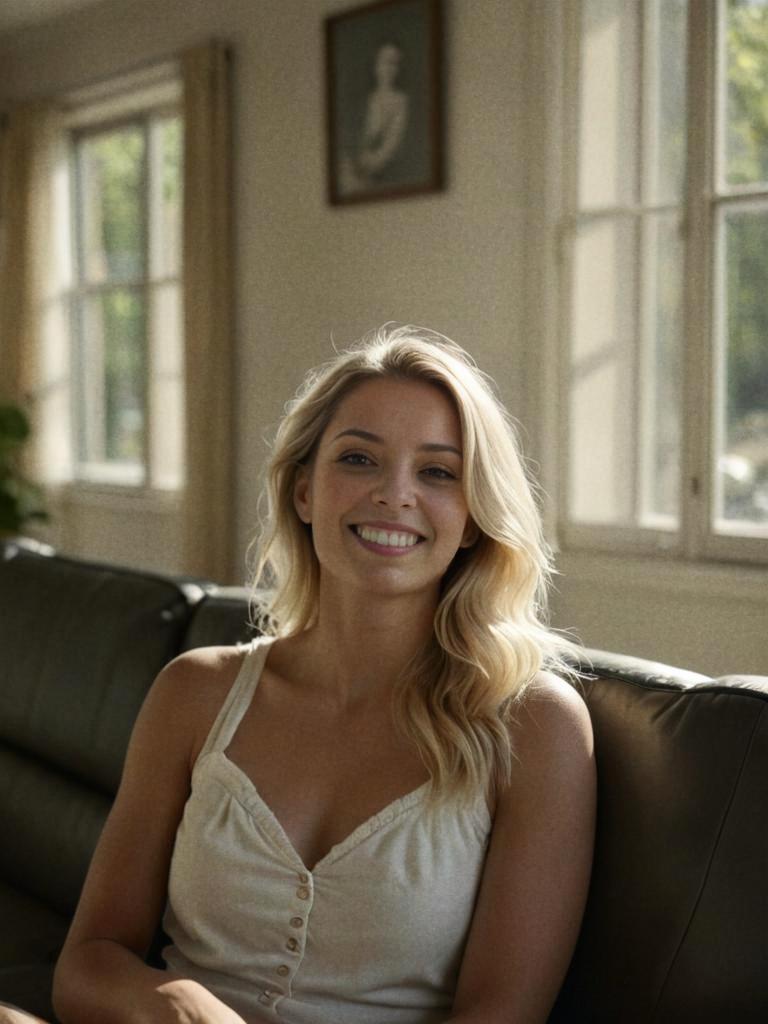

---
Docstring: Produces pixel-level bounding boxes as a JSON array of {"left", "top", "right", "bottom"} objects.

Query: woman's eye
[
  {"left": 422, "top": 466, "right": 457, "bottom": 481},
  {"left": 339, "top": 452, "right": 374, "bottom": 466}
]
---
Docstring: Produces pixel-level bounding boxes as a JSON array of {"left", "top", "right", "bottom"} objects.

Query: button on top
[
  {"left": 286, "top": 938, "right": 299, "bottom": 952},
  {"left": 296, "top": 886, "right": 310, "bottom": 900},
  {"left": 276, "top": 965, "right": 290, "bottom": 977},
  {"left": 290, "top": 916, "right": 303, "bottom": 928},
  {"left": 298, "top": 872, "right": 309, "bottom": 884}
]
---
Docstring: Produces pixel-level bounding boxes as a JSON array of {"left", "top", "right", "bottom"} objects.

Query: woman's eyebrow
[{"left": 331, "top": 428, "right": 462, "bottom": 457}]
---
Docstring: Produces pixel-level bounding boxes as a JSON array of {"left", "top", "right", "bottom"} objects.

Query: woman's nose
[{"left": 371, "top": 466, "right": 416, "bottom": 508}]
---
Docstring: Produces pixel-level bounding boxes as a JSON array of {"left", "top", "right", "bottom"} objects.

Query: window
[
  {"left": 67, "top": 74, "right": 184, "bottom": 489},
  {"left": 561, "top": 0, "right": 768, "bottom": 563}
]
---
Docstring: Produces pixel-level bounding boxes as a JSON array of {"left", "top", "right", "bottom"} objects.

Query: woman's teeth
[{"left": 355, "top": 525, "right": 420, "bottom": 547}]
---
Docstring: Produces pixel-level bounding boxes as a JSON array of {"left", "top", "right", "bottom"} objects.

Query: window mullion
[
  {"left": 140, "top": 117, "right": 151, "bottom": 488},
  {"left": 632, "top": 0, "right": 645, "bottom": 527},
  {"left": 557, "top": 0, "right": 582, "bottom": 548},
  {"left": 680, "top": 0, "right": 716, "bottom": 562}
]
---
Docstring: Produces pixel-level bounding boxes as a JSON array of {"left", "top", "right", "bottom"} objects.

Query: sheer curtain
[
  {"left": 181, "top": 40, "right": 235, "bottom": 581},
  {"left": 0, "top": 101, "right": 68, "bottom": 482}
]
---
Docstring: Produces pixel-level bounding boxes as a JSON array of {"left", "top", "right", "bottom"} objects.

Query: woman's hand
[
  {"left": 0, "top": 1005, "right": 51, "bottom": 1024},
  {"left": 155, "top": 977, "right": 252, "bottom": 1024}
]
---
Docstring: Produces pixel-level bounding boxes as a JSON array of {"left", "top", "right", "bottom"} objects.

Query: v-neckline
[{"left": 213, "top": 750, "right": 431, "bottom": 874}]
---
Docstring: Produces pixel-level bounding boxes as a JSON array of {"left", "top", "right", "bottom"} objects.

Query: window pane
[
  {"left": 149, "top": 283, "right": 185, "bottom": 489},
  {"left": 77, "top": 288, "right": 146, "bottom": 474},
  {"left": 569, "top": 216, "right": 638, "bottom": 523},
  {"left": 644, "top": 0, "right": 689, "bottom": 205},
  {"left": 150, "top": 115, "right": 183, "bottom": 278},
  {"left": 78, "top": 124, "right": 145, "bottom": 282},
  {"left": 580, "top": 0, "right": 640, "bottom": 209},
  {"left": 723, "top": 0, "right": 768, "bottom": 187},
  {"left": 716, "top": 207, "right": 768, "bottom": 531},
  {"left": 640, "top": 213, "right": 683, "bottom": 522}
]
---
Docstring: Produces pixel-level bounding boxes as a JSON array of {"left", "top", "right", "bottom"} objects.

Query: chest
[
  {"left": 224, "top": 674, "right": 429, "bottom": 871},
  {"left": 368, "top": 92, "right": 403, "bottom": 129}
]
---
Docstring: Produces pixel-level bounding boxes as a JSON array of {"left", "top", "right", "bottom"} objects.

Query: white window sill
[
  {"left": 555, "top": 549, "right": 768, "bottom": 604},
  {"left": 49, "top": 481, "right": 183, "bottom": 514}
]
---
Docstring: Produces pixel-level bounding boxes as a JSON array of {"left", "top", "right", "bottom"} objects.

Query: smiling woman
[
  {"left": 37, "top": 324, "right": 596, "bottom": 1024},
  {"left": 290, "top": 376, "right": 477, "bottom": 616}
]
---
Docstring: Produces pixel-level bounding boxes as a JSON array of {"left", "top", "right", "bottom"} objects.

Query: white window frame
[
  {"left": 550, "top": 0, "right": 768, "bottom": 568},
  {"left": 62, "top": 63, "right": 183, "bottom": 496}
]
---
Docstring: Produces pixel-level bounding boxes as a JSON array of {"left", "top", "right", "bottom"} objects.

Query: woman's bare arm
[
  {"left": 444, "top": 674, "right": 596, "bottom": 1024},
  {"left": 0, "top": 1005, "right": 49, "bottom": 1024},
  {"left": 52, "top": 647, "right": 263, "bottom": 1024}
]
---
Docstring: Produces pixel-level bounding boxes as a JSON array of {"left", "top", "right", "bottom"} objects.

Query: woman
[
  {"left": 1, "top": 325, "right": 595, "bottom": 1024},
  {"left": 339, "top": 43, "right": 409, "bottom": 197},
  {"left": 356, "top": 43, "right": 409, "bottom": 183}
]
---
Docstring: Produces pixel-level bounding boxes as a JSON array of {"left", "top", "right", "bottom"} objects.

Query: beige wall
[{"left": 1, "top": 0, "right": 765, "bottom": 676}]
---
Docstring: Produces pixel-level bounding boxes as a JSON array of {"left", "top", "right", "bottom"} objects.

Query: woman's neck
[{"left": 285, "top": 582, "right": 438, "bottom": 710}]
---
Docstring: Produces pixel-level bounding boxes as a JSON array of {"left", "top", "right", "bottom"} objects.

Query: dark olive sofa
[{"left": 1, "top": 540, "right": 766, "bottom": 1022}]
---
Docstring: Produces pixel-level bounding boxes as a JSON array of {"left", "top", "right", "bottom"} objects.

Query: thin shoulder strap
[{"left": 199, "top": 636, "right": 274, "bottom": 757}]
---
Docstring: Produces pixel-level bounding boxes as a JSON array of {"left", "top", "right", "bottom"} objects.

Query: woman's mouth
[{"left": 351, "top": 525, "right": 424, "bottom": 551}]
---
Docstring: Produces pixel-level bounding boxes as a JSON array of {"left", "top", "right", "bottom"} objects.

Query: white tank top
[{"left": 163, "top": 637, "right": 492, "bottom": 1024}]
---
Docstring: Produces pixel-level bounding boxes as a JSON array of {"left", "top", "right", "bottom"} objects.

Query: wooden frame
[{"left": 325, "top": 0, "right": 444, "bottom": 205}]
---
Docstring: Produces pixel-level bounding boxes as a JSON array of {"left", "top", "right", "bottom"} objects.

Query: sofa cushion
[
  {"left": 0, "top": 962, "right": 58, "bottom": 1021},
  {"left": 551, "top": 670, "right": 768, "bottom": 1023},
  {"left": 0, "top": 882, "right": 67, "bottom": 1021},
  {"left": 0, "top": 881, "right": 69, "bottom": 964},
  {"left": 0, "top": 745, "right": 111, "bottom": 917},
  {"left": 0, "top": 546, "right": 199, "bottom": 794}
]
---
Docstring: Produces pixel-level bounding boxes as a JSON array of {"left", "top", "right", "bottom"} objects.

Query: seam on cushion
[{"left": 650, "top": 702, "right": 765, "bottom": 1021}]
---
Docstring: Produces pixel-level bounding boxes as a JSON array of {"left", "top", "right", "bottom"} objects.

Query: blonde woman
[{"left": 4, "top": 326, "right": 595, "bottom": 1024}]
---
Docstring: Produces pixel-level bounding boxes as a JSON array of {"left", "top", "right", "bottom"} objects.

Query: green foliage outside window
[
  {"left": 83, "top": 124, "right": 145, "bottom": 279},
  {"left": 75, "top": 114, "right": 182, "bottom": 473}
]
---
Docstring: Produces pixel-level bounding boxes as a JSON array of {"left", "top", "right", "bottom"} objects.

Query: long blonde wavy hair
[{"left": 249, "top": 324, "right": 575, "bottom": 799}]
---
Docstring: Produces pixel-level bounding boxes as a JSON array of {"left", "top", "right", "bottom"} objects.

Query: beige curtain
[
  {"left": 181, "top": 40, "right": 235, "bottom": 582},
  {"left": 0, "top": 100, "right": 62, "bottom": 479},
  {"left": 0, "top": 103, "right": 48, "bottom": 404}
]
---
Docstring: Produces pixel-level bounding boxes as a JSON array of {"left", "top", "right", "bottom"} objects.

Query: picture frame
[{"left": 325, "top": 0, "right": 444, "bottom": 205}]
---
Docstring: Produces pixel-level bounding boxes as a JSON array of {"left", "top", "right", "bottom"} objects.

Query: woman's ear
[
  {"left": 459, "top": 518, "right": 480, "bottom": 548},
  {"left": 293, "top": 466, "right": 313, "bottom": 524}
]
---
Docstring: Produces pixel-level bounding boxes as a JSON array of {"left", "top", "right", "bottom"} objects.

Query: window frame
[
  {"left": 62, "top": 67, "right": 183, "bottom": 496},
  {"left": 556, "top": 0, "right": 768, "bottom": 567}
]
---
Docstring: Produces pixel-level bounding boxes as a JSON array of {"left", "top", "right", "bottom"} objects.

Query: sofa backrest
[
  {"left": 0, "top": 543, "right": 201, "bottom": 916},
  {"left": 181, "top": 585, "right": 256, "bottom": 650},
  {"left": 551, "top": 655, "right": 768, "bottom": 1024}
]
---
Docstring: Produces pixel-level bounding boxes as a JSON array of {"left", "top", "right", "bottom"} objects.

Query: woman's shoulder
[
  {"left": 523, "top": 669, "right": 590, "bottom": 713},
  {"left": 508, "top": 670, "right": 594, "bottom": 768},
  {"left": 154, "top": 643, "right": 247, "bottom": 700},
  {"left": 140, "top": 644, "right": 250, "bottom": 760},
  {"left": 488, "top": 670, "right": 596, "bottom": 828}
]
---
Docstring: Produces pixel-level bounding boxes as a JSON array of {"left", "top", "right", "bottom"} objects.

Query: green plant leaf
[{"left": 0, "top": 405, "right": 31, "bottom": 444}]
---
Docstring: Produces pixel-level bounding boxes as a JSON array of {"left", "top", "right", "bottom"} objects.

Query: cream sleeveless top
[{"left": 163, "top": 638, "right": 492, "bottom": 1024}]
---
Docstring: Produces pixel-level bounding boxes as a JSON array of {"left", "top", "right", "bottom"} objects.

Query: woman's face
[
  {"left": 374, "top": 44, "right": 401, "bottom": 87},
  {"left": 294, "top": 376, "right": 477, "bottom": 603}
]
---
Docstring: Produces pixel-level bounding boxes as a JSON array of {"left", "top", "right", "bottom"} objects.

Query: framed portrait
[{"left": 325, "top": 0, "right": 444, "bottom": 205}]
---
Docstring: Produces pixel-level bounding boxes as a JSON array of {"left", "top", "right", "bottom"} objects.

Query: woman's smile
[{"left": 350, "top": 522, "right": 426, "bottom": 554}]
